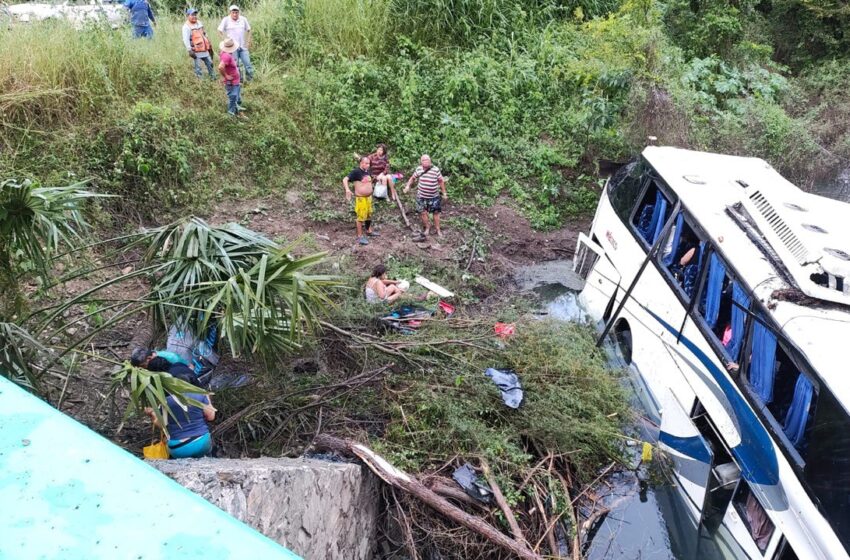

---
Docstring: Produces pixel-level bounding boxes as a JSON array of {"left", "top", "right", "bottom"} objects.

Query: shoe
[
  {"left": 358, "top": 236, "right": 369, "bottom": 245},
  {"left": 367, "top": 230, "right": 380, "bottom": 237},
  {"left": 236, "top": 112, "right": 248, "bottom": 120},
  {"left": 413, "top": 232, "right": 426, "bottom": 242},
  {"left": 237, "top": 105, "right": 247, "bottom": 111}
]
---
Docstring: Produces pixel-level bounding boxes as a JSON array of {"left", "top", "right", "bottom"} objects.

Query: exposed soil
[{"left": 206, "top": 189, "right": 590, "bottom": 279}]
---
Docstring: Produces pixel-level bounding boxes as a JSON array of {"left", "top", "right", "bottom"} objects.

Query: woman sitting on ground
[
  {"left": 364, "top": 264, "right": 407, "bottom": 304},
  {"left": 145, "top": 356, "right": 216, "bottom": 459},
  {"left": 367, "top": 143, "right": 396, "bottom": 201}
]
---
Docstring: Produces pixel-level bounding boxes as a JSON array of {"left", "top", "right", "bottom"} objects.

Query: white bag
[{"left": 373, "top": 181, "right": 388, "bottom": 199}]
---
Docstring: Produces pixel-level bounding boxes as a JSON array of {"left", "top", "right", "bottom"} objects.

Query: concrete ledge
[{"left": 154, "top": 457, "right": 379, "bottom": 560}]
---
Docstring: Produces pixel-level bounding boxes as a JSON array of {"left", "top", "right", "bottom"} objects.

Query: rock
[
  {"left": 66, "top": 327, "right": 78, "bottom": 336},
  {"left": 154, "top": 457, "right": 379, "bottom": 560},
  {"left": 121, "top": 266, "right": 133, "bottom": 275}
]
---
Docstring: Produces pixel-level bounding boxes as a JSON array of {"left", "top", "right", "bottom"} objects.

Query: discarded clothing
[
  {"left": 485, "top": 368, "right": 524, "bottom": 408},
  {"left": 378, "top": 304, "right": 434, "bottom": 334},
  {"left": 452, "top": 463, "right": 493, "bottom": 504}
]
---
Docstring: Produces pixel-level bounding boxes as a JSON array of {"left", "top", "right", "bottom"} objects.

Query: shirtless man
[{"left": 343, "top": 156, "right": 379, "bottom": 245}]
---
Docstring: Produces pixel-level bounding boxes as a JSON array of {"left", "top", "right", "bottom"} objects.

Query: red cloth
[
  {"left": 220, "top": 51, "right": 240, "bottom": 85},
  {"left": 494, "top": 323, "right": 515, "bottom": 338}
]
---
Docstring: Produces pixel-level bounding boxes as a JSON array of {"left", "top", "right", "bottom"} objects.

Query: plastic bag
[
  {"left": 373, "top": 181, "right": 388, "bottom": 199},
  {"left": 484, "top": 368, "right": 524, "bottom": 408},
  {"left": 143, "top": 436, "right": 169, "bottom": 460}
]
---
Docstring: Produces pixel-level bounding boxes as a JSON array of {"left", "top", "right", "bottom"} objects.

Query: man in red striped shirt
[{"left": 404, "top": 154, "right": 447, "bottom": 239}]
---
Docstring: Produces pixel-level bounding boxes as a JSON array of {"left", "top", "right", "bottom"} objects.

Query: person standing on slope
[
  {"left": 404, "top": 154, "right": 447, "bottom": 239},
  {"left": 218, "top": 38, "right": 245, "bottom": 118},
  {"left": 124, "top": 0, "right": 155, "bottom": 39},
  {"left": 218, "top": 5, "right": 254, "bottom": 82},
  {"left": 343, "top": 156, "right": 379, "bottom": 245},
  {"left": 182, "top": 8, "right": 215, "bottom": 80}
]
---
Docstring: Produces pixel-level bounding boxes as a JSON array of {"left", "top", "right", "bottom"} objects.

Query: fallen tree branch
[
  {"left": 313, "top": 434, "right": 543, "bottom": 560},
  {"left": 481, "top": 459, "right": 527, "bottom": 547}
]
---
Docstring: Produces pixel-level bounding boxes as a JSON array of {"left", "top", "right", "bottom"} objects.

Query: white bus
[{"left": 574, "top": 147, "right": 850, "bottom": 560}]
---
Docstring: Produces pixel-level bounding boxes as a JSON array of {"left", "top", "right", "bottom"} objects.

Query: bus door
[
  {"left": 717, "top": 479, "right": 782, "bottom": 559},
  {"left": 574, "top": 232, "right": 622, "bottom": 323}
]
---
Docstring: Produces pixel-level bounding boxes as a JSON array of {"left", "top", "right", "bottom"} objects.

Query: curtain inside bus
[
  {"left": 704, "top": 253, "right": 726, "bottom": 328},
  {"left": 749, "top": 319, "right": 777, "bottom": 404},
  {"left": 662, "top": 213, "right": 684, "bottom": 266},
  {"left": 637, "top": 190, "right": 668, "bottom": 244},
  {"left": 727, "top": 283, "right": 750, "bottom": 361},
  {"left": 783, "top": 373, "right": 813, "bottom": 449}
]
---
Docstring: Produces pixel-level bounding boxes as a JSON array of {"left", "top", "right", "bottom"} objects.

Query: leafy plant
[{"left": 135, "top": 217, "right": 342, "bottom": 360}]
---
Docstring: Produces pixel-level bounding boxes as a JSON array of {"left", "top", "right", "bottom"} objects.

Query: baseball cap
[
  {"left": 229, "top": 4, "right": 239, "bottom": 10},
  {"left": 185, "top": 7, "right": 198, "bottom": 15}
]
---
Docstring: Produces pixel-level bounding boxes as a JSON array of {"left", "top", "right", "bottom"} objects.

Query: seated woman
[
  {"left": 364, "top": 264, "right": 407, "bottom": 304},
  {"left": 145, "top": 357, "right": 216, "bottom": 459},
  {"left": 367, "top": 144, "right": 396, "bottom": 201}
]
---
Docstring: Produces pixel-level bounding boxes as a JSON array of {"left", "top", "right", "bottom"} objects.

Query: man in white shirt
[{"left": 217, "top": 4, "right": 254, "bottom": 81}]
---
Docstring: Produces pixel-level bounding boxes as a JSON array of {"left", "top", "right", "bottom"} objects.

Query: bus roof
[{"left": 642, "top": 146, "right": 850, "bottom": 407}]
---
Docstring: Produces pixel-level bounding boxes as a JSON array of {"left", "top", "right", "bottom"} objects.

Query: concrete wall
[{"left": 154, "top": 457, "right": 379, "bottom": 560}]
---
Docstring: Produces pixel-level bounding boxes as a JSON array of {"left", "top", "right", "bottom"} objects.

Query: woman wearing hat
[{"left": 218, "top": 38, "right": 245, "bottom": 118}]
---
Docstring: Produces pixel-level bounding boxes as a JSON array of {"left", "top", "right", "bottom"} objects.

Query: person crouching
[{"left": 145, "top": 357, "right": 216, "bottom": 459}]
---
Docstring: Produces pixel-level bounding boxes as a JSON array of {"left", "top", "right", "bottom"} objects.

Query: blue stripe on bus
[
  {"left": 645, "top": 310, "right": 779, "bottom": 487},
  {"left": 659, "top": 432, "right": 712, "bottom": 464}
]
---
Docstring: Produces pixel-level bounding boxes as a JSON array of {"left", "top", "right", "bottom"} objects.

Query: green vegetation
[{"left": 5, "top": 0, "right": 849, "bottom": 231}]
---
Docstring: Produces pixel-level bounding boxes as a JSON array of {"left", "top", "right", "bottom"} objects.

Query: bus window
[
  {"left": 698, "top": 253, "right": 751, "bottom": 370},
  {"left": 608, "top": 160, "right": 645, "bottom": 224},
  {"left": 631, "top": 181, "right": 672, "bottom": 246},
  {"left": 659, "top": 212, "right": 704, "bottom": 300},
  {"left": 732, "top": 481, "right": 775, "bottom": 553},
  {"left": 744, "top": 319, "right": 817, "bottom": 457},
  {"left": 804, "top": 389, "right": 850, "bottom": 550},
  {"left": 773, "top": 539, "right": 799, "bottom": 560}
]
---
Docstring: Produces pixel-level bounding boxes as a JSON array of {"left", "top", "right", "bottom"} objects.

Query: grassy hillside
[{"left": 2, "top": 0, "right": 849, "bottom": 229}]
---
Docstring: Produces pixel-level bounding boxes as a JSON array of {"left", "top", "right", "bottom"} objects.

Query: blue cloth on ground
[{"left": 484, "top": 368, "right": 524, "bottom": 408}]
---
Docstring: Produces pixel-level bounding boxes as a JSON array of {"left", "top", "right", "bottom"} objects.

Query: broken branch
[{"left": 313, "top": 434, "right": 543, "bottom": 560}]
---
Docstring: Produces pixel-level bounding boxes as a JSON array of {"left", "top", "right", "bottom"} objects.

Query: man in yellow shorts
[{"left": 343, "top": 156, "right": 380, "bottom": 245}]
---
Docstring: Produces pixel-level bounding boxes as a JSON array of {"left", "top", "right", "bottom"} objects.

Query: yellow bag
[{"left": 143, "top": 430, "right": 169, "bottom": 460}]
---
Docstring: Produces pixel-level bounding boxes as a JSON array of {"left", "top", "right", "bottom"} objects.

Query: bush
[{"left": 97, "top": 102, "right": 196, "bottom": 211}]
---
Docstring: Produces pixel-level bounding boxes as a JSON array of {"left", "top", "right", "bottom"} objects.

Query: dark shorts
[{"left": 416, "top": 196, "right": 442, "bottom": 214}]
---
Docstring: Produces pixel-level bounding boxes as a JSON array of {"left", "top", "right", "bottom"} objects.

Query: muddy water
[{"left": 516, "top": 262, "right": 726, "bottom": 560}]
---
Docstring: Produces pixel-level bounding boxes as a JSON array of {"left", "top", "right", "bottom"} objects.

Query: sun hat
[
  {"left": 219, "top": 38, "right": 239, "bottom": 53},
  {"left": 185, "top": 7, "right": 197, "bottom": 15},
  {"left": 229, "top": 4, "right": 239, "bottom": 11}
]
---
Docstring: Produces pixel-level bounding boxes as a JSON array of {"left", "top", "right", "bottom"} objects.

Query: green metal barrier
[{"left": 0, "top": 376, "right": 301, "bottom": 560}]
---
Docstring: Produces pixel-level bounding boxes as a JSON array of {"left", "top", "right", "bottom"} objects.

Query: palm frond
[
  {"left": 0, "top": 322, "right": 45, "bottom": 389},
  {"left": 110, "top": 362, "right": 210, "bottom": 439},
  {"left": 0, "top": 178, "right": 105, "bottom": 280}
]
